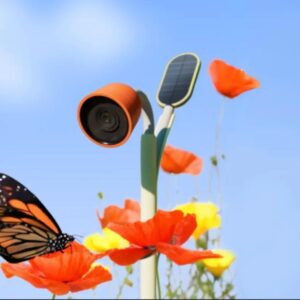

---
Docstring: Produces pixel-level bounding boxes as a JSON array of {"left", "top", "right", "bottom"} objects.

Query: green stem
[
  {"left": 208, "top": 98, "right": 225, "bottom": 200},
  {"left": 165, "top": 259, "right": 174, "bottom": 299},
  {"left": 156, "top": 254, "right": 162, "bottom": 299},
  {"left": 116, "top": 265, "right": 133, "bottom": 299},
  {"left": 116, "top": 278, "right": 125, "bottom": 299},
  {"left": 51, "top": 294, "right": 56, "bottom": 300},
  {"left": 208, "top": 98, "right": 226, "bottom": 249}
]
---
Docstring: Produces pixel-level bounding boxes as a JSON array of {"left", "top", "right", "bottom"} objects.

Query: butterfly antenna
[{"left": 72, "top": 234, "right": 83, "bottom": 243}]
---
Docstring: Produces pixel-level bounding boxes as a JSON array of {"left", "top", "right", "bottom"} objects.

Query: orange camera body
[{"left": 77, "top": 83, "right": 141, "bottom": 148}]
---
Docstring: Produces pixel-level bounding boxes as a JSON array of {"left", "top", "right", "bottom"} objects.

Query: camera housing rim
[{"left": 77, "top": 83, "right": 141, "bottom": 148}]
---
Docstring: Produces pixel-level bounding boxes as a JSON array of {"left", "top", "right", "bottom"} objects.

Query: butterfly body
[
  {"left": 0, "top": 173, "right": 74, "bottom": 263},
  {"left": 48, "top": 233, "right": 74, "bottom": 252}
]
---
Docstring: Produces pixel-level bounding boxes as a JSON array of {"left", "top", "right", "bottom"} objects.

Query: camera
[{"left": 77, "top": 83, "right": 141, "bottom": 148}]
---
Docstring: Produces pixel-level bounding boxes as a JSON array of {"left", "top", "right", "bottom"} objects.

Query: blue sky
[{"left": 0, "top": 0, "right": 299, "bottom": 298}]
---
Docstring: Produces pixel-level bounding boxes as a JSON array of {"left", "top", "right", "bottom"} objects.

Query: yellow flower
[
  {"left": 202, "top": 249, "right": 235, "bottom": 277},
  {"left": 84, "top": 228, "right": 129, "bottom": 253},
  {"left": 175, "top": 202, "right": 221, "bottom": 239}
]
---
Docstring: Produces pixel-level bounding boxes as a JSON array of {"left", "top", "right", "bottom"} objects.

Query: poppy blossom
[
  {"left": 202, "top": 249, "right": 235, "bottom": 277},
  {"left": 97, "top": 198, "right": 140, "bottom": 228},
  {"left": 209, "top": 59, "right": 260, "bottom": 98},
  {"left": 175, "top": 202, "right": 221, "bottom": 239},
  {"left": 161, "top": 145, "right": 203, "bottom": 175},
  {"left": 107, "top": 210, "right": 221, "bottom": 266},
  {"left": 1, "top": 242, "right": 112, "bottom": 296},
  {"left": 84, "top": 228, "right": 129, "bottom": 253}
]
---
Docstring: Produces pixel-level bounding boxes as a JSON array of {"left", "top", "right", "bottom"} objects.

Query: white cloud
[
  {"left": 53, "top": 1, "right": 136, "bottom": 65},
  {"left": 0, "top": 49, "right": 35, "bottom": 100},
  {"left": 0, "top": 2, "right": 40, "bottom": 103},
  {"left": 0, "top": 1, "right": 137, "bottom": 104}
]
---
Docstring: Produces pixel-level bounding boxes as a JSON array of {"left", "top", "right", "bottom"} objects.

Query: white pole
[
  {"left": 138, "top": 91, "right": 157, "bottom": 299},
  {"left": 138, "top": 91, "right": 175, "bottom": 299}
]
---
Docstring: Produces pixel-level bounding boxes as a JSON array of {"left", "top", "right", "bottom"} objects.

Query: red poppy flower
[
  {"left": 161, "top": 145, "right": 203, "bottom": 175},
  {"left": 1, "top": 242, "right": 112, "bottom": 296},
  {"left": 107, "top": 210, "right": 221, "bottom": 265},
  {"left": 209, "top": 59, "right": 260, "bottom": 98},
  {"left": 97, "top": 199, "right": 140, "bottom": 228}
]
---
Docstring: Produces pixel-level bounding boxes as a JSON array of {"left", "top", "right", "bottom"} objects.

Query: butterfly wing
[
  {"left": 0, "top": 173, "right": 62, "bottom": 235},
  {"left": 0, "top": 173, "right": 67, "bottom": 263},
  {"left": 0, "top": 216, "right": 57, "bottom": 263}
]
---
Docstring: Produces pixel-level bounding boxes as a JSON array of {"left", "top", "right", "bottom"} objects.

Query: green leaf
[
  {"left": 97, "top": 192, "right": 104, "bottom": 200},
  {"left": 195, "top": 261, "right": 205, "bottom": 273},
  {"left": 225, "top": 283, "right": 234, "bottom": 293},
  {"left": 221, "top": 282, "right": 235, "bottom": 298},
  {"left": 126, "top": 265, "right": 133, "bottom": 274},
  {"left": 196, "top": 237, "right": 207, "bottom": 250},
  {"left": 124, "top": 278, "right": 133, "bottom": 287},
  {"left": 210, "top": 155, "right": 218, "bottom": 166}
]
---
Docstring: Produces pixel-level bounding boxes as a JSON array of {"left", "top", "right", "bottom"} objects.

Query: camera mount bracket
[{"left": 138, "top": 53, "right": 201, "bottom": 299}]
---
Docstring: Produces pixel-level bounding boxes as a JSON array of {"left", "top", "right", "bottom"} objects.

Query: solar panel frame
[{"left": 156, "top": 52, "right": 201, "bottom": 108}]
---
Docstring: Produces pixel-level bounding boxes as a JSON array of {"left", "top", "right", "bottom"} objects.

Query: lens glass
[
  {"left": 80, "top": 97, "right": 128, "bottom": 145},
  {"left": 95, "top": 106, "right": 119, "bottom": 132}
]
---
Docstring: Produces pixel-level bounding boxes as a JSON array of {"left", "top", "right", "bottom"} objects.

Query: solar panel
[{"left": 157, "top": 53, "right": 201, "bottom": 108}]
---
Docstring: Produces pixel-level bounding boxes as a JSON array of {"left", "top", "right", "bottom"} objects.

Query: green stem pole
[
  {"left": 138, "top": 91, "right": 175, "bottom": 299},
  {"left": 140, "top": 133, "right": 157, "bottom": 299},
  {"left": 139, "top": 91, "right": 157, "bottom": 299}
]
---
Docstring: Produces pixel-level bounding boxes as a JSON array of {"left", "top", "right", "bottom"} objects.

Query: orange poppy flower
[
  {"left": 107, "top": 210, "right": 221, "bottom": 265},
  {"left": 97, "top": 198, "right": 140, "bottom": 228},
  {"left": 209, "top": 59, "right": 260, "bottom": 98},
  {"left": 161, "top": 145, "right": 203, "bottom": 175},
  {"left": 1, "top": 242, "right": 112, "bottom": 296}
]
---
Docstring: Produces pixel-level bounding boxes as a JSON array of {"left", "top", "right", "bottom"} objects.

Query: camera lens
[
  {"left": 80, "top": 97, "right": 128, "bottom": 145},
  {"left": 95, "top": 107, "right": 119, "bottom": 132}
]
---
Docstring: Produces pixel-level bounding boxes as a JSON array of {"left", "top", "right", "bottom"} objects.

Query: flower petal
[
  {"left": 69, "top": 265, "right": 112, "bottom": 293},
  {"left": 161, "top": 145, "right": 203, "bottom": 175},
  {"left": 209, "top": 59, "right": 260, "bottom": 98},
  {"left": 172, "top": 213, "right": 197, "bottom": 245},
  {"left": 124, "top": 199, "right": 140, "bottom": 213},
  {"left": 1, "top": 242, "right": 108, "bottom": 295},
  {"left": 1, "top": 262, "right": 42, "bottom": 285},
  {"left": 1, "top": 262, "right": 70, "bottom": 295},
  {"left": 29, "top": 242, "right": 100, "bottom": 282},
  {"left": 98, "top": 199, "right": 140, "bottom": 228},
  {"left": 175, "top": 202, "right": 221, "bottom": 239},
  {"left": 202, "top": 249, "right": 235, "bottom": 277},
  {"left": 108, "top": 246, "right": 153, "bottom": 265},
  {"left": 84, "top": 228, "right": 129, "bottom": 253},
  {"left": 156, "top": 243, "right": 222, "bottom": 265},
  {"left": 108, "top": 210, "right": 187, "bottom": 246},
  {"left": 38, "top": 278, "right": 71, "bottom": 295}
]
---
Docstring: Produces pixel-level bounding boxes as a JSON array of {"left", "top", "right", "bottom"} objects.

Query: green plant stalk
[
  {"left": 209, "top": 98, "right": 226, "bottom": 248},
  {"left": 156, "top": 254, "right": 162, "bottom": 299},
  {"left": 116, "top": 266, "right": 133, "bottom": 299}
]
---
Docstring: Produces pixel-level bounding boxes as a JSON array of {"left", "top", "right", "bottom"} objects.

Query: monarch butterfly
[{"left": 0, "top": 173, "right": 74, "bottom": 263}]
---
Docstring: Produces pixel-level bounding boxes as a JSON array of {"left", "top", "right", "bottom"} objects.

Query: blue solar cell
[{"left": 157, "top": 53, "right": 200, "bottom": 107}]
